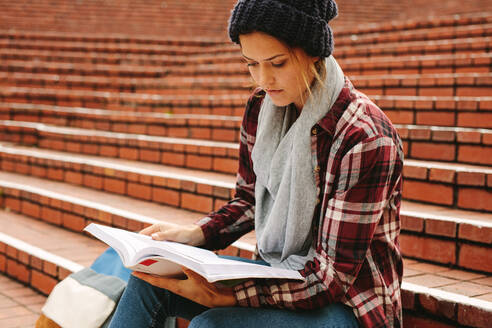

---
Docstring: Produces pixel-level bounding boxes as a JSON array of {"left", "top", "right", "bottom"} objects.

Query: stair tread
[
  {"left": 0, "top": 273, "right": 45, "bottom": 327},
  {"left": 0, "top": 141, "right": 236, "bottom": 187},
  {"left": 0, "top": 210, "right": 106, "bottom": 268}
]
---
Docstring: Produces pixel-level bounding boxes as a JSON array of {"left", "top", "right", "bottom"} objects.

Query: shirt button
[
  {"left": 311, "top": 127, "right": 318, "bottom": 135},
  {"left": 314, "top": 165, "right": 320, "bottom": 172}
]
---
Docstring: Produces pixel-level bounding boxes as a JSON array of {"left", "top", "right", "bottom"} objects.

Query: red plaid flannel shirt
[{"left": 197, "top": 78, "right": 404, "bottom": 328}]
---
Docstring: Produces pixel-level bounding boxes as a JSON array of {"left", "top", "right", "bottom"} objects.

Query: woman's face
[{"left": 239, "top": 31, "right": 318, "bottom": 110}]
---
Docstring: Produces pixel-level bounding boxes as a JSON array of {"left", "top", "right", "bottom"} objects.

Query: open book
[{"left": 84, "top": 223, "right": 304, "bottom": 283}]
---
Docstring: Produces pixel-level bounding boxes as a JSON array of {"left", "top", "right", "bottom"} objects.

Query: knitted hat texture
[{"left": 228, "top": 0, "right": 338, "bottom": 58}]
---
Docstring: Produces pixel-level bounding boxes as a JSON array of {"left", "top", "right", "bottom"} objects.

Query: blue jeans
[{"left": 108, "top": 257, "right": 359, "bottom": 328}]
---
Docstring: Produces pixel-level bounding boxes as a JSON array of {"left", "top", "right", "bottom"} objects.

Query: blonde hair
[
  {"left": 288, "top": 46, "right": 326, "bottom": 106},
  {"left": 244, "top": 40, "right": 326, "bottom": 106}
]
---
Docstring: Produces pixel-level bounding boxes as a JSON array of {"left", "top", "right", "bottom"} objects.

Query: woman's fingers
[{"left": 139, "top": 224, "right": 161, "bottom": 236}]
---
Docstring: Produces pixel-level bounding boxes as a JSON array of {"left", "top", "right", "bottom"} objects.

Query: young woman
[{"left": 109, "top": 0, "right": 404, "bottom": 327}]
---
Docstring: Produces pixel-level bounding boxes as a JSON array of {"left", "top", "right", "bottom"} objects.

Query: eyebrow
[{"left": 241, "top": 53, "right": 287, "bottom": 62}]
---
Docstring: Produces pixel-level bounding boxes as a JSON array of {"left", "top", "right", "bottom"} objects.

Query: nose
[{"left": 257, "top": 65, "right": 274, "bottom": 89}]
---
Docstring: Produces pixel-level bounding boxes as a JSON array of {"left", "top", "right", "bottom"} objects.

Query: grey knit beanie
[{"left": 228, "top": 0, "right": 338, "bottom": 58}]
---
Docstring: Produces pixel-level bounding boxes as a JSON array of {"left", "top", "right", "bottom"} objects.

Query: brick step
[
  {"left": 334, "top": 11, "right": 492, "bottom": 37},
  {"left": 1, "top": 87, "right": 491, "bottom": 128},
  {"left": 1, "top": 22, "right": 490, "bottom": 58},
  {"left": 0, "top": 86, "right": 248, "bottom": 116},
  {"left": 0, "top": 70, "right": 251, "bottom": 96},
  {"left": 0, "top": 273, "right": 46, "bottom": 328},
  {"left": 1, "top": 33, "right": 490, "bottom": 60},
  {"left": 397, "top": 125, "right": 492, "bottom": 165},
  {"left": 0, "top": 141, "right": 236, "bottom": 214},
  {"left": 0, "top": 39, "right": 238, "bottom": 57},
  {"left": 5, "top": 116, "right": 492, "bottom": 170},
  {"left": 1, "top": 70, "right": 491, "bottom": 97},
  {"left": 2, "top": 49, "right": 490, "bottom": 76},
  {"left": 0, "top": 185, "right": 490, "bottom": 327},
  {"left": 0, "top": 209, "right": 105, "bottom": 296},
  {"left": 0, "top": 167, "right": 488, "bottom": 271},
  {"left": 0, "top": 170, "right": 255, "bottom": 251},
  {"left": 2, "top": 14, "right": 491, "bottom": 48},
  {"left": 403, "top": 159, "right": 492, "bottom": 212},
  {"left": 0, "top": 120, "right": 240, "bottom": 174},
  {"left": 1, "top": 103, "right": 491, "bottom": 165},
  {"left": 0, "top": 140, "right": 489, "bottom": 214},
  {"left": 0, "top": 102, "right": 242, "bottom": 142},
  {"left": 0, "top": 30, "right": 227, "bottom": 47}
]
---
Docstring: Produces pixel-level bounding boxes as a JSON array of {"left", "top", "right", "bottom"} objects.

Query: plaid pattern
[{"left": 197, "top": 78, "right": 404, "bottom": 328}]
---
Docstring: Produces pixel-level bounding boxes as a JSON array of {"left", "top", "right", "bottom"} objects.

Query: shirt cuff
[{"left": 233, "top": 280, "right": 262, "bottom": 307}]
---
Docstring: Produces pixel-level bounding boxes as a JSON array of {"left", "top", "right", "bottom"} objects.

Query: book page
[{"left": 85, "top": 224, "right": 304, "bottom": 283}]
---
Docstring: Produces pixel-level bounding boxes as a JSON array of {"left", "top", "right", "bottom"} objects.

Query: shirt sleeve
[
  {"left": 195, "top": 91, "right": 262, "bottom": 251},
  {"left": 233, "top": 133, "right": 403, "bottom": 310}
]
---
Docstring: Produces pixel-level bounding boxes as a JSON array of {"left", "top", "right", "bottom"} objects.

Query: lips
[{"left": 267, "top": 89, "right": 283, "bottom": 94}]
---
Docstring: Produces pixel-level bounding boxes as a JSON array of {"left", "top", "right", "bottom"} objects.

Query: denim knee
[{"left": 188, "top": 309, "right": 229, "bottom": 328}]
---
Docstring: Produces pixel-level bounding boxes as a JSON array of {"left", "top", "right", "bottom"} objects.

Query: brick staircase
[{"left": 0, "top": 7, "right": 491, "bottom": 328}]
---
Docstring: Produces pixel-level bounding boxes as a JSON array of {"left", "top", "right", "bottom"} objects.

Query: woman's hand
[
  {"left": 140, "top": 222, "right": 205, "bottom": 246},
  {"left": 133, "top": 268, "right": 237, "bottom": 308}
]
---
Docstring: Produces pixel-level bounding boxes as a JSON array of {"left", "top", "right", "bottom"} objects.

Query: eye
[
  {"left": 246, "top": 62, "right": 258, "bottom": 67},
  {"left": 272, "top": 61, "right": 286, "bottom": 68}
]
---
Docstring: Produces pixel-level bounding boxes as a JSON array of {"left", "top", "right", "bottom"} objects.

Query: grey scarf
[{"left": 252, "top": 56, "right": 345, "bottom": 270}]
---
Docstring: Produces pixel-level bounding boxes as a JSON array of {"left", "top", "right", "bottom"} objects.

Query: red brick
[
  {"left": 31, "top": 270, "right": 58, "bottom": 295},
  {"left": 41, "top": 207, "right": 62, "bottom": 225},
  {"left": 457, "top": 189, "right": 492, "bottom": 212},
  {"left": 161, "top": 152, "right": 185, "bottom": 166},
  {"left": 399, "top": 235, "right": 455, "bottom": 265},
  {"left": 152, "top": 188, "right": 180, "bottom": 207},
  {"left": 411, "top": 142, "right": 455, "bottom": 161},
  {"left": 458, "top": 303, "right": 491, "bottom": 328},
  {"left": 212, "top": 129, "right": 237, "bottom": 142},
  {"left": 456, "top": 131, "right": 482, "bottom": 144},
  {"left": 62, "top": 212, "right": 86, "bottom": 232},
  {"left": 403, "top": 314, "right": 456, "bottom": 328},
  {"left": 425, "top": 219, "right": 456, "bottom": 238},
  {"left": 58, "top": 267, "right": 72, "bottom": 280},
  {"left": 0, "top": 254, "right": 5, "bottom": 271},
  {"left": 103, "top": 177, "right": 126, "bottom": 195},
  {"left": 401, "top": 288, "right": 415, "bottom": 310},
  {"left": 22, "top": 201, "right": 40, "bottom": 219},
  {"left": 119, "top": 147, "right": 139, "bottom": 160},
  {"left": 459, "top": 224, "right": 492, "bottom": 244},
  {"left": 47, "top": 168, "right": 64, "bottom": 181},
  {"left": 17, "top": 251, "right": 30, "bottom": 265},
  {"left": 457, "top": 172, "right": 485, "bottom": 186},
  {"left": 458, "top": 113, "right": 492, "bottom": 129},
  {"left": 127, "top": 183, "right": 152, "bottom": 201},
  {"left": 181, "top": 193, "right": 212, "bottom": 213},
  {"left": 213, "top": 158, "right": 238, "bottom": 174},
  {"left": 401, "top": 215, "right": 424, "bottom": 232},
  {"left": 140, "top": 149, "right": 161, "bottom": 163},
  {"left": 418, "top": 293, "right": 456, "bottom": 320},
  {"left": 459, "top": 244, "right": 492, "bottom": 273},
  {"left": 416, "top": 112, "right": 455, "bottom": 126},
  {"left": 5, "top": 197, "right": 21, "bottom": 212},
  {"left": 403, "top": 181, "right": 454, "bottom": 206},
  {"left": 6, "top": 259, "right": 30, "bottom": 284},
  {"left": 186, "top": 155, "right": 212, "bottom": 170},
  {"left": 429, "top": 168, "right": 455, "bottom": 183},
  {"left": 65, "top": 171, "right": 83, "bottom": 185},
  {"left": 84, "top": 174, "right": 103, "bottom": 189},
  {"left": 43, "top": 261, "right": 58, "bottom": 277},
  {"left": 385, "top": 111, "right": 414, "bottom": 124},
  {"left": 458, "top": 145, "right": 492, "bottom": 165},
  {"left": 403, "top": 166, "right": 427, "bottom": 180}
]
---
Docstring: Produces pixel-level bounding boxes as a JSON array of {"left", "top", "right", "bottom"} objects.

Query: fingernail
[{"left": 151, "top": 233, "right": 158, "bottom": 239}]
